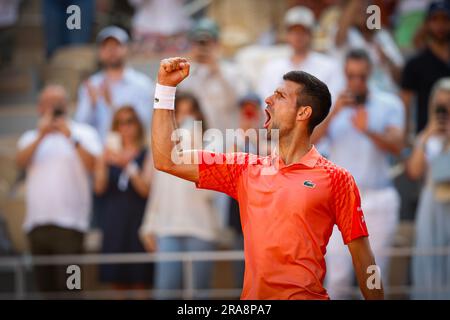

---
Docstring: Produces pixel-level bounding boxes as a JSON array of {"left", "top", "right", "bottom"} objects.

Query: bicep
[{"left": 157, "top": 150, "right": 200, "bottom": 183}]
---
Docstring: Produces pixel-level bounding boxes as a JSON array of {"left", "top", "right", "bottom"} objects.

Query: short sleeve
[
  {"left": 385, "top": 96, "right": 405, "bottom": 130},
  {"left": 196, "top": 151, "right": 250, "bottom": 200},
  {"left": 331, "top": 168, "right": 369, "bottom": 244},
  {"left": 17, "top": 130, "right": 38, "bottom": 150},
  {"left": 400, "top": 57, "right": 419, "bottom": 91},
  {"left": 75, "top": 124, "right": 102, "bottom": 156}
]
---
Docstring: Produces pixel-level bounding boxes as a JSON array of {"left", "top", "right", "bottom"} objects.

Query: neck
[
  {"left": 278, "top": 129, "right": 312, "bottom": 165},
  {"left": 105, "top": 66, "right": 125, "bottom": 80},
  {"left": 291, "top": 50, "right": 308, "bottom": 65},
  {"left": 429, "top": 39, "right": 450, "bottom": 61}
]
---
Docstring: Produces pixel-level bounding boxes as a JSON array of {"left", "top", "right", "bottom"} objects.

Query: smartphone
[
  {"left": 435, "top": 105, "right": 449, "bottom": 132},
  {"left": 105, "top": 132, "right": 122, "bottom": 153},
  {"left": 52, "top": 106, "right": 65, "bottom": 118},
  {"left": 354, "top": 94, "right": 367, "bottom": 106}
]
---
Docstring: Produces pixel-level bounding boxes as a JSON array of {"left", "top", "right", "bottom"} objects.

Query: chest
[{"left": 240, "top": 168, "right": 332, "bottom": 223}]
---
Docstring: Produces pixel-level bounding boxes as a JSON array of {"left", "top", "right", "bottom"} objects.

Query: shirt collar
[{"left": 272, "top": 145, "right": 321, "bottom": 169}]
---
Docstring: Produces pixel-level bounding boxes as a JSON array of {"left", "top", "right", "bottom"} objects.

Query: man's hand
[
  {"left": 158, "top": 57, "right": 190, "bottom": 87},
  {"left": 37, "top": 112, "right": 54, "bottom": 138},
  {"left": 351, "top": 108, "right": 368, "bottom": 133},
  {"left": 53, "top": 117, "right": 71, "bottom": 138}
]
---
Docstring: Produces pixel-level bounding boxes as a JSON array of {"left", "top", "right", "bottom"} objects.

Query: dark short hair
[
  {"left": 283, "top": 71, "right": 332, "bottom": 134},
  {"left": 345, "top": 48, "right": 372, "bottom": 66}
]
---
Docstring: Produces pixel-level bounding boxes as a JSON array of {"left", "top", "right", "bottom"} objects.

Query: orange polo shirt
[{"left": 196, "top": 146, "right": 368, "bottom": 300}]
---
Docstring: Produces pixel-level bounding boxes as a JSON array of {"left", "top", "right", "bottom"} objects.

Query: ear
[{"left": 296, "top": 106, "right": 312, "bottom": 122}]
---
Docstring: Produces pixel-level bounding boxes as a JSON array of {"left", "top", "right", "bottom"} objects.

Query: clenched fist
[{"left": 157, "top": 57, "right": 190, "bottom": 87}]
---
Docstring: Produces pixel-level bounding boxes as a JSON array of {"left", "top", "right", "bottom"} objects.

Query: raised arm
[{"left": 151, "top": 57, "right": 199, "bottom": 183}]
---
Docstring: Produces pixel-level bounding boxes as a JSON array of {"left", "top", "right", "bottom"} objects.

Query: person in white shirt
[
  {"left": 258, "top": 6, "right": 345, "bottom": 105},
  {"left": 75, "top": 26, "right": 154, "bottom": 143},
  {"left": 179, "top": 18, "right": 249, "bottom": 134},
  {"left": 333, "top": 0, "right": 404, "bottom": 93},
  {"left": 312, "top": 49, "right": 405, "bottom": 299},
  {"left": 140, "top": 92, "right": 221, "bottom": 299},
  {"left": 15, "top": 85, "right": 102, "bottom": 294}
]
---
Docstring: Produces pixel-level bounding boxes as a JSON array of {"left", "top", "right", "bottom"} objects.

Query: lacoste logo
[
  {"left": 154, "top": 97, "right": 160, "bottom": 103},
  {"left": 303, "top": 180, "right": 315, "bottom": 188}
]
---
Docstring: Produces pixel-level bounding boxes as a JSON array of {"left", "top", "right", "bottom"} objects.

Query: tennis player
[{"left": 151, "top": 57, "right": 384, "bottom": 300}]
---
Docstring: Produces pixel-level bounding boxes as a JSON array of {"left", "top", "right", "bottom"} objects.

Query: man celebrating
[{"left": 151, "top": 57, "right": 383, "bottom": 300}]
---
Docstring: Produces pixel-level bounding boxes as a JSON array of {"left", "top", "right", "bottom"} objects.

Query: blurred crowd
[{"left": 4, "top": 0, "right": 450, "bottom": 299}]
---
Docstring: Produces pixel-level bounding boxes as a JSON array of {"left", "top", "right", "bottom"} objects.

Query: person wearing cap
[
  {"left": 258, "top": 6, "right": 345, "bottom": 107},
  {"left": 74, "top": 26, "right": 154, "bottom": 143},
  {"left": 334, "top": 0, "right": 404, "bottom": 94},
  {"left": 401, "top": 0, "right": 450, "bottom": 136},
  {"left": 178, "top": 18, "right": 249, "bottom": 134}
]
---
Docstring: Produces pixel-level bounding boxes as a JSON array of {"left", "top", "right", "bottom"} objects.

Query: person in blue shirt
[
  {"left": 75, "top": 26, "right": 154, "bottom": 143},
  {"left": 313, "top": 49, "right": 405, "bottom": 299}
]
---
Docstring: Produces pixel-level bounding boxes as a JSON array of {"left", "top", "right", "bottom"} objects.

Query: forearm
[
  {"left": 365, "top": 130, "right": 403, "bottom": 155},
  {"left": 348, "top": 237, "right": 384, "bottom": 300},
  {"left": 16, "top": 136, "right": 43, "bottom": 168},
  {"left": 353, "top": 254, "right": 385, "bottom": 300},
  {"left": 406, "top": 138, "right": 427, "bottom": 180},
  {"left": 94, "top": 160, "right": 108, "bottom": 195},
  {"left": 76, "top": 145, "right": 96, "bottom": 172},
  {"left": 129, "top": 174, "right": 150, "bottom": 198},
  {"left": 151, "top": 108, "right": 179, "bottom": 171}
]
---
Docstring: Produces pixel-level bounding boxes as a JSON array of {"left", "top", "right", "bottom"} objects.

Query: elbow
[
  {"left": 153, "top": 158, "right": 173, "bottom": 174},
  {"left": 405, "top": 163, "right": 423, "bottom": 181}
]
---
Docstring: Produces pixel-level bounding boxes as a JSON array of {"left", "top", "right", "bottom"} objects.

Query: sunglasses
[{"left": 117, "top": 117, "right": 137, "bottom": 126}]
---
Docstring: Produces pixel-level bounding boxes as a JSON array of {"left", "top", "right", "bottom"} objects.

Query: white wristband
[{"left": 154, "top": 83, "right": 176, "bottom": 110}]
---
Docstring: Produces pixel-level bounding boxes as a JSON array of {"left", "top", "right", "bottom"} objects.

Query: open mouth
[{"left": 264, "top": 107, "right": 272, "bottom": 129}]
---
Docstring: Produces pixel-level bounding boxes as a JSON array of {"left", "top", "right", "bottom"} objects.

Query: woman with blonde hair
[
  {"left": 94, "top": 105, "right": 153, "bottom": 297},
  {"left": 407, "top": 78, "right": 450, "bottom": 299}
]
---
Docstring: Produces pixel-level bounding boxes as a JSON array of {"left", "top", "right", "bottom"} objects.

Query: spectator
[
  {"left": 139, "top": 93, "right": 221, "bottom": 299},
  {"left": 394, "top": 0, "right": 432, "bottom": 53},
  {"left": 94, "top": 106, "right": 153, "bottom": 298},
  {"left": 401, "top": 0, "right": 450, "bottom": 135},
  {"left": 129, "top": 0, "right": 191, "bottom": 53},
  {"left": 15, "top": 85, "right": 101, "bottom": 295},
  {"left": 407, "top": 77, "right": 450, "bottom": 300},
  {"left": 43, "top": 0, "right": 95, "bottom": 58},
  {"left": 312, "top": 49, "right": 404, "bottom": 299},
  {"left": 227, "top": 93, "right": 265, "bottom": 289},
  {"left": 258, "top": 6, "right": 344, "bottom": 104},
  {"left": 333, "top": 0, "right": 404, "bottom": 93},
  {"left": 179, "top": 18, "right": 249, "bottom": 133},
  {"left": 75, "top": 26, "right": 154, "bottom": 143}
]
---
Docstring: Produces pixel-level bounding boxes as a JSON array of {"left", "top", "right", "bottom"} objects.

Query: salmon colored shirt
[{"left": 196, "top": 146, "right": 368, "bottom": 300}]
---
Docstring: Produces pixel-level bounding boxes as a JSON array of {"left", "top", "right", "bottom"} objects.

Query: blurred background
[{"left": 0, "top": 0, "right": 449, "bottom": 300}]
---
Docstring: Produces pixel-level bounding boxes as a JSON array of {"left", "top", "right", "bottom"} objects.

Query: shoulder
[
  {"left": 317, "top": 156, "right": 355, "bottom": 186},
  {"left": 125, "top": 68, "right": 154, "bottom": 87},
  {"left": 17, "top": 130, "right": 38, "bottom": 149},
  {"left": 405, "top": 49, "right": 428, "bottom": 67},
  {"left": 263, "top": 58, "right": 289, "bottom": 72},
  {"left": 371, "top": 90, "right": 403, "bottom": 111},
  {"left": 309, "top": 51, "right": 336, "bottom": 66}
]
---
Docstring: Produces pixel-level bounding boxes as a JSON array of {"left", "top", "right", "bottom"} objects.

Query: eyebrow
[{"left": 274, "top": 89, "right": 286, "bottom": 98}]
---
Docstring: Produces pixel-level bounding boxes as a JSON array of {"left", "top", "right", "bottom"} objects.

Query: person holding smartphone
[
  {"left": 312, "top": 49, "right": 405, "bottom": 299},
  {"left": 15, "top": 85, "right": 102, "bottom": 296},
  {"left": 407, "top": 78, "right": 450, "bottom": 299}
]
